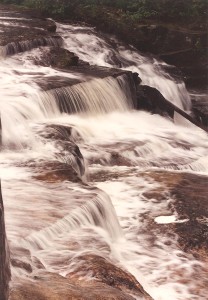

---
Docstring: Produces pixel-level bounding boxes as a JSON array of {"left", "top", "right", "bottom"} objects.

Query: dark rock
[
  {"left": 136, "top": 85, "right": 208, "bottom": 132},
  {"left": 192, "top": 101, "right": 208, "bottom": 127},
  {"left": 35, "top": 124, "right": 85, "bottom": 177},
  {"left": 142, "top": 171, "right": 208, "bottom": 258},
  {"left": 160, "top": 48, "right": 208, "bottom": 89},
  {"left": 136, "top": 85, "right": 174, "bottom": 118},
  {"left": 33, "top": 62, "right": 137, "bottom": 91},
  {"left": 0, "top": 182, "right": 11, "bottom": 300},
  {"left": 40, "top": 124, "right": 74, "bottom": 141},
  {"left": 49, "top": 47, "right": 79, "bottom": 68},
  {"left": 172, "top": 174, "right": 208, "bottom": 253},
  {"left": 35, "top": 47, "right": 79, "bottom": 69},
  {"left": 11, "top": 258, "right": 32, "bottom": 273},
  {"left": 0, "top": 6, "right": 62, "bottom": 59},
  {"left": 68, "top": 7, "right": 208, "bottom": 90},
  {"left": 46, "top": 22, "right": 57, "bottom": 33}
]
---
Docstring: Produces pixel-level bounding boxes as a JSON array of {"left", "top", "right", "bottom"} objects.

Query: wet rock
[
  {"left": 160, "top": 48, "right": 208, "bottom": 89},
  {"left": 136, "top": 85, "right": 174, "bottom": 118},
  {"left": 89, "top": 152, "right": 133, "bottom": 167},
  {"left": 46, "top": 23, "right": 57, "bottom": 33},
  {"left": 10, "top": 272, "right": 137, "bottom": 300},
  {"left": 50, "top": 48, "right": 79, "bottom": 68},
  {"left": 33, "top": 63, "right": 136, "bottom": 91},
  {"left": 39, "top": 124, "right": 76, "bottom": 141},
  {"left": 0, "top": 6, "right": 59, "bottom": 54},
  {"left": 32, "top": 160, "right": 82, "bottom": 183},
  {"left": 172, "top": 174, "right": 208, "bottom": 253},
  {"left": 136, "top": 85, "right": 208, "bottom": 132},
  {"left": 11, "top": 258, "right": 32, "bottom": 274},
  {"left": 68, "top": 254, "right": 152, "bottom": 299},
  {"left": 34, "top": 47, "right": 79, "bottom": 69},
  {"left": 192, "top": 99, "right": 208, "bottom": 127},
  {"left": 0, "top": 181, "right": 11, "bottom": 300},
  {"left": 70, "top": 7, "right": 208, "bottom": 90},
  {"left": 31, "top": 257, "right": 45, "bottom": 270},
  {"left": 142, "top": 171, "right": 208, "bottom": 258}
]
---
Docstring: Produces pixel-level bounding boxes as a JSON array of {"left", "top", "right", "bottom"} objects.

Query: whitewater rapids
[{"left": 0, "top": 18, "right": 207, "bottom": 300}]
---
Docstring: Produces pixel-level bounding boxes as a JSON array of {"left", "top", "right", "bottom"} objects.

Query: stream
[{"left": 0, "top": 12, "right": 208, "bottom": 300}]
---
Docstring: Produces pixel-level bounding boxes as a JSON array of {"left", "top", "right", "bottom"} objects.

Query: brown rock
[
  {"left": 142, "top": 171, "right": 208, "bottom": 257},
  {"left": 0, "top": 181, "right": 11, "bottom": 300},
  {"left": 11, "top": 258, "right": 32, "bottom": 274},
  {"left": 9, "top": 272, "right": 137, "bottom": 300},
  {"left": 67, "top": 254, "right": 152, "bottom": 299}
]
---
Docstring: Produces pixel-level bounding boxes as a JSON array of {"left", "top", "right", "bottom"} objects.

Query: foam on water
[
  {"left": 58, "top": 111, "right": 208, "bottom": 173},
  {"left": 93, "top": 176, "right": 205, "bottom": 300},
  {"left": 0, "top": 49, "right": 88, "bottom": 148},
  {"left": 0, "top": 14, "right": 207, "bottom": 300}
]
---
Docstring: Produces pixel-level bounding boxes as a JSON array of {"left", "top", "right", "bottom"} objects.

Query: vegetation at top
[{"left": 0, "top": 0, "right": 207, "bottom": 23}]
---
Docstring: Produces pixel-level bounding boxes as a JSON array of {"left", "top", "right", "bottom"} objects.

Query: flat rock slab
[{"left": 142, "top": 171, "right": 208, "bottom": 257}]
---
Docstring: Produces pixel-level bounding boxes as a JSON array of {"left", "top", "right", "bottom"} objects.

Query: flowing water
[{"left": 0, "top": 15, "right": 208, "bottom": 300}]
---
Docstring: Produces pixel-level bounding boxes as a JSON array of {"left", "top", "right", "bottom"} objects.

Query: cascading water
[
  {"left": 57, "top": 23, "right": 191, "bottom": 110},
  {"left": 0, "top": 12, "right": 208, "bottom": 300},
  {"left": 0, "top": 36, "right": 63, "bottom": 57},
  {"left": 42, "top": 74, "right": 134, "bottom": 115}
]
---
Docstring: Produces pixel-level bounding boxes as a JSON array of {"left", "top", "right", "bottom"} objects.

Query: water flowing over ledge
[
  {"left": 41, "top": 74, "right": 135, "bottom": 115},
  {"left": 0, "top": 5, "right": 208, "bottom": 300},
  {"left": 0, "top": 36, "right": 63, "bottom": 57}
]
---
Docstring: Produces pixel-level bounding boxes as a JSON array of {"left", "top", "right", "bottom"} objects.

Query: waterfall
[
  {"left": 57, "top": 23, "right": 191, "bottom": 111},
  {"left": 20, "top": 190, "right": 123, "bottom": 251},
  {"left": 1, "top": 11, "right": 208, "bottom": 300},
  {"left": 0, "top": 73, "right": 135, "bottom": 149},
  {"left": 0, "top": 36, "right": 63, "bottom": 57},
  {"left": 42, "top": 74, "right": 135, "bottom": 115}
]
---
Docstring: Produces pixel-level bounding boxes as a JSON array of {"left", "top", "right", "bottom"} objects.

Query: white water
[
  {"left": 57, "top": 23, "right": 191, "bottom": 110},
  {"left": 0, "top": 16, "right": 207, "bottom": 300}
]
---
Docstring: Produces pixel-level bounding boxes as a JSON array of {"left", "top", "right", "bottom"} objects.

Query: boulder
[
  {"left": 136, "top": 85, "right": 174, "bottom": 118},
  {"left": 67, "top": 254, "right": 153, "bottom": 299}
]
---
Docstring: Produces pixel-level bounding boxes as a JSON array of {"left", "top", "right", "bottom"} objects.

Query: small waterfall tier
[{"left": 0, "top": 10, "right": 59, "bottom": 57}]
